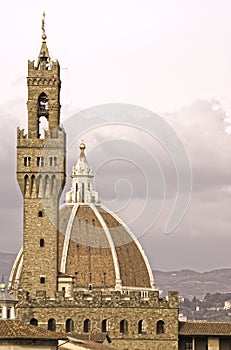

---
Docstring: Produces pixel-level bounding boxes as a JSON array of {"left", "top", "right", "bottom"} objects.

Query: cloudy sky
[{"left": 1, "top": 0, "right": 231, "bottom": 272}]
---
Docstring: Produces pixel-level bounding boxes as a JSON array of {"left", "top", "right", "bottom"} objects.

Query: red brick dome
[
  {"left": 58, "top": 202, "right": 154, "bottom": 290},
  {"left": 9, "top": 143, "right": 155, "bottom": 292}
]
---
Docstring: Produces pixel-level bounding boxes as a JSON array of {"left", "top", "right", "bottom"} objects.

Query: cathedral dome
[{"left": 9, "top": 143, "right": 155, "bottom": 292}]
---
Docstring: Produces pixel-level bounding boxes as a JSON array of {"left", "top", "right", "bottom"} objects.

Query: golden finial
[
  {"left": 79, "top": 140, "right": 86, "bottom": 151},
  {"left": 41, "top": 12, "right": 47, "bottom": 41}
]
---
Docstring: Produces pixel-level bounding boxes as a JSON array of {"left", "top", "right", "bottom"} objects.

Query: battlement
[
  {"left": 17, "top": 127, "right": 65, "bottom": 146},
  {"left": 17, "top": 289, "right": 178, "bottom": 309},
  {"left": 28, "top": 60, "right": 60, "bottom": 76}
]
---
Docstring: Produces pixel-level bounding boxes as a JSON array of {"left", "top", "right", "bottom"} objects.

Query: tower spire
[
  {"left": 38, "top": 12, "right": 50, "bottom": 67},
  {"left": 41, "top": 11, "right": 47, "bottom": 41}
]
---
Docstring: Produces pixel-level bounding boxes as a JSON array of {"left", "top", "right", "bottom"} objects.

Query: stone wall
[{"left": 17, "top": 290, "right": 178, "bottom": 349}]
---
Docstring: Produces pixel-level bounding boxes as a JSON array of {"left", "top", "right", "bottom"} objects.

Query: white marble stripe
[
  {"left": 101, "top": 204, "right": 155, "bottom": 289},
  {"left": 60, "top": 204, "right": 79, "bottom": 273},
  {"left": 8, "top": 247, "right": 23, "bottom": 289},
  {"left": 90, "top": 203, "right": 122, "bottom": 290}
]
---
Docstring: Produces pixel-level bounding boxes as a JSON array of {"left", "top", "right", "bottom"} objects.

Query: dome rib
[
  {"left": 8, "top": 247, "right": 23, "bottom": 290},
  {"left": 101, "top": 204, "right": 155, "bottom": 289},
  {"left": 60, "top": 203, "right": 79, "bottom": 273},
  {"left": 90, "top": 203, "right": 122, "bottom": 290}
]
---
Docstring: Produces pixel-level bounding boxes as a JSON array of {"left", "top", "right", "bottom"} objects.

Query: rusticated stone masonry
[{"left": 16, "top": 290, "right": 179, "bottom": 350}]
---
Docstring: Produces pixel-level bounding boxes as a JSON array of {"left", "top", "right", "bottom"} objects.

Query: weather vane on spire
[{"left": 41, "top": 11, "right": 47, "bottom": 41}]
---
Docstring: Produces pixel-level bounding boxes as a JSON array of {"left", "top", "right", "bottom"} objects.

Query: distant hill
[
  {"left": 1, "top": 252, "right": 231, "bottom": 299},
  {"left": 154, "top": 269, "right": 231, "bottom": 299}
]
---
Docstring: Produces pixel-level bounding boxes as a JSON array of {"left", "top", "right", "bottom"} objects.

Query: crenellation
[
  {"left": 17, "top": 289, "right": 178, "bottom": 310},
  {"left": 28, "top": 59, "right": 60, "bottom": 75}
]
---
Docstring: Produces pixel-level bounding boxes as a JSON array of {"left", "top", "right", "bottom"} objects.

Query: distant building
[
  {"left": 224, "top": 300, "right": 231, "bottom": 310},
  {"left": 179, "top": 321, "right": 231, "bottom": 349}
]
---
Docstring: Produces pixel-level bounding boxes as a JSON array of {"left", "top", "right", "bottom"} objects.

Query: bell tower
[{"left": 16, "top": 13, "right": 66, "bottom": 298}]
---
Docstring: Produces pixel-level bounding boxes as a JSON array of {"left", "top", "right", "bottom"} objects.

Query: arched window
[
  {"left": 44, "top": 175, "right": 50, "bottom": 196},
  {"left": 24, "top": 157, "right": 31, "bottom": 167},
  {"left": 38, "top": 93, "right": 48, "bottom": 114},
  {"left": 82, "top": 183, "right": 85, "bottom": 202},
  {"left": 138, "top": 320, "right": 146, "bottom": 334},
  {"left": 66, "top": 318, "right": 74, "bottom": 333},
  {"left": 83, "top": 319, "right": 91, "bottom": 333},
  {"left": 48, "top": 318, "right": 56, "bottom": 331},
  {"left": 156, "top": 320, "right": 165, "bottom": 334},
  {"left": 30, "top": 318, "right": 38, "bottom": 326},
  {"left": 40, "top": 239, "right": 44, "bottom": 247},
  {"left": 38, "top": 117, "right": 48, "bottom": 139},
  {"left": 31, "top": 174, "right": 36, "bottom": 196},
  {"left": 37, "top": 175, "right": 43, "bottom": 198},
  {"left": 51, "top": 175, "right": 56, "bottom": 194},
  {"left": 120, "top": 320, "right": 128, "bottom": 334},
  {"left": 49, "top": 156, "right": 57, "bottom": 166},
  {"left": 24, "top": 175, "right": 29, "bottom": 196},
  {"left": 102, "top": 319, "right": 110, "bottom": 332},
  {"left": 75, "top": 183, "right": 78, "bottom": 202},
  {"left": 38, "top": 93, "right": 49, "bottom": 138}
]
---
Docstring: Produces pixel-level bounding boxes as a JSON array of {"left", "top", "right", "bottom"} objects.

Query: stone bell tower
[{"left": 16, "top": 13, "right": 66, "bottom": 298}]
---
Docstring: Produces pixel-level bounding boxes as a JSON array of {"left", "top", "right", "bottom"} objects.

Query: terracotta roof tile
[
  {"left": 179, "top": 321, "right": 231, "bottom": 336},
  {"left": 0, "top": 320, "right": 66, "bottom": 340},
  {"left": 59, "top": 338, "right": 116, "bottom": 350},
  {"left": 69, "top": 333, "right": 110, "bottom": 343}
]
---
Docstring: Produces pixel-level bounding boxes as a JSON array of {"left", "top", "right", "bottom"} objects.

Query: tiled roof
[
  {"left": 59, "top": 338, "right": 116, "bottom": 350},
  {"left": 0, "top": 320, "right": 66, "bottom": 340},
  {"left": 70, "top": 333, "right": 111, "bottom": 343},
  {"left": 179, "top": 321, "right": 231, "bottom": 336}
]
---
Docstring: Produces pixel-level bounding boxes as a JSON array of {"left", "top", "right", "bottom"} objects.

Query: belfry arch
[{"left": 37, "top": 92, "right": 49, "bottom": 138}]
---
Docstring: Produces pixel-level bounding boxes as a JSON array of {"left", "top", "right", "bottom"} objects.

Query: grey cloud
[{"left": 0, "top": 99, "right": 231, "bottom": 271}]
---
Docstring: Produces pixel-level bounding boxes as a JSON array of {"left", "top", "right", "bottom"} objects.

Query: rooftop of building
[
  {"left": 0, "top": 319, "right": 66, "bottom": 340},
  {"left": 179, "top": 321, "right": 231, "bottom": 336}
]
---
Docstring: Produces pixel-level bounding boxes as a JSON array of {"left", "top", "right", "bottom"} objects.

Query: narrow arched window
[
  {"left": 24, "top": 157, "right": 31, "bottom": 167},
  {"left": 40, "top": 277, "right": 45, "bottom": 284},
  {"left": 138, "top": 320, "right": 146, "bottom": 334},
  {"left": 49, "top": 156, "right": 57, "bottom": 166},
  {"left": 66, "top": 318, "right": 74, "bottom": 333},
  {"left": 30, "top": 318, "right": 38, "bottom": 326},
  {"left": 83, "top": 319, "right": 91, "bottom": 333},
  {"left": 38, "top": 210, "right": 43, "bottom": 217},
  {"left": 40, "top": 239, "right": 44, "bottom": 247},
  {"left": 38, "top": 93, "right": 49, "bottom": 138},
  {"left": 51, "top": 175, "right": 56, "bottom": 194},
  {"left": 37, "top": 175, "right": 43, "bottom": 198},
  {"left": 24, "top": 175, "right": 29, "bottom": 196},
  {"left": 44, "top": 175, "right": 49, "bottom": 196},
  {"left": 156, "top": 320, "right": 165, "bottom": 334},
  {"left": 48, "top": 318, "right": 56, "bottom": 331},
  {"left": 82, "top": 183, "right": 85, "bottom": 203},
  {"left": 37, "top": 157, "right": 44, "bottom": 167},
  {"left": 120, "top": 320, "right": 128, "bottom": 334},
  {"left": 102, "top": 319, "right": 110, "bottom": 332}
]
